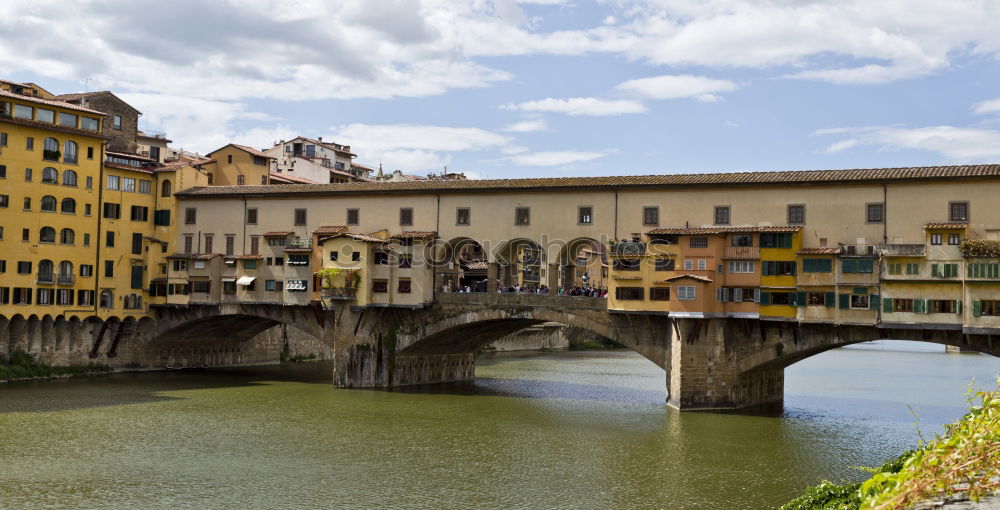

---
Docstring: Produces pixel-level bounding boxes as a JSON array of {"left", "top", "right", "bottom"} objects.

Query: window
[
  {"left": 25, "top": 137, "right": 33, "bottom": 150},
  {"left": 761, "top": 261, "right": 796, "bottom": 276},
  {"left": 185, "top": 208, "right": 197, "bottom": 225},
  {"left": 268, "top": 237, "right": 286, "bottom": 246},
  {"left": 244, "top": 260, "right": 257, "bottom": 270},
  {"left": 130, "top": 206, "right": 148, "bottom": 221},
  {"left": 892, "top": 298, "right": 914, "bottom": 312},
  {"left": 928, "top": 300, "right": 958, "bottom": 314},
  {"left": 203, "top": 235, "right": 213, "bottom": 254},
  {"left": 63, "top": 141, "right": 77, "bottom": 164},
  {"left": 37, "top": 260, "right": 54, "bottom": 283},
  {"left": 80, "top": 265, "right": 93, "bottom": 277},
  {"left": 17, "top": 261, "right": 32, "bottom": 274},
  {"left": 728, "top": 261, "right": 755, "bottom": 273},
  {"left": 184, "top": 235, "right": 193, "bottom": 254},
  {"left": 454, "top": 207, "right": 470, "bottom": 226},
  {"left": 225, "top": 236, "right": 235, "bottom": 256},
  {"left": 802, "top": 258, "right": 832, "bottom": 273},
  {"left": 103, "top": 202, "right": 121, "bottom": 219},
  {"left": 105, "top": 231, "right": 116, "bottom": 248},
  {"left": 39, "top": 227, "right": 55, "bottom": 243},
  {"left": 207, "top": 173, "right": 213, "bottom": 185},
  {"left": 655, "top": 258, "right": 676, "bottom": 271},
  {"left": 36, "top": 108, "right": 54, "bottom": 123},
  {"left": 253, "top": 156, "right": 267, "bottom": 166},
  {"left": 237, "top": 175, "right": 245, "bottom": 185},
  {"left": 12, "top": 103, "right": 35, "bottom": 121},
  {"left": 578, "top": 206, "right": 592, "bottom": 224},
  {"left": 24, "top": 168, "right": 32, "bottom": 181},
  {"left": 849, "top": 294, "right": 870, "bottom": 309},
  {"left": 138, "top": 180, "right": 151, "bottom": 194},
  {"left": 398, "top": 279, "right": 412, "bottom": 293},
  {"left": 613, "top": 258, "right": 641, "bottom": 271},
  {"left": 83, "top": 233, "right": 90, "bottom": 246},
  {"left": 931, "top": 263, "right": 959, "bottom": 278},
  {"left": 294, "top": 208, "right": 307, "bottom": 226},
  {"left": 714, "top": 205, "right": 730, "bottom": 225},
  {"left": 113, "top": 115, "right": 122, "bottom": 130},
  {"left": 41, "top": 195, "right": 57, "bottom": 212},
  {"left": 689, "top": 237, "right": 708, "bottom": 248},
  {"left": 697, "top": 259, "right": 707, "bottom": 270},
  {"left": 372, "top": 280, "right": 388, "bottom": 293},
  {"left": 192, "top": 281, "right": 211, "bottom": 294},
  {"left": 787, "top": 204, "right": 805, "bottom": 224},
  {"left": 122, "top": 177, "right": 136, "bottom": 192},
  {"left": 161, "top": 180, "right": 172, "bottom": 197},
  {"left": 246, "top": 208, "right": 258, "bottom": 225},
  {"left": 0, "top": 165, "right": 5, "bottom": 178},
  {"left": 683, "top": 259, "right": 694, "bottom": 270},
  {"left": 760, "top": 233, "right": 793, "bottom": 248},
  {"left": 615, "top": 287, "right": 644, "bottom": 300},
  {"left": 87, "top": 147, "right": 94, "bottom": 159},
  {"left": 976, "top": 300, "right": 1000, "bottom": 317},
  {"left": 351, "top": 252, "right": 360, "bottom": 262},
  {"left": 949, "top": 201, "right": 969, "bottom": 222},
  {"left": 677, "top": 286, "right": 696, "bottom": 301},
  {"left": 887, "top": 263, "right": 902, "bottom": 275},
  {"left": 347, "top": 208, "right": 359, "bottom": 225},
  {"left": 650, "top": 287, "right": 670, "bottom": 301},
  {"left": 906, "top": 263, "right": 920, "bottom": 275},
  {"left": 86, "top": 176, "right": 92, "bottom": 189},
  {"left": 643, "top": 206, "right": 659, "bottom": 226},
  {"left": 78, "top": 290, "right": 94, "bottom": 306},
  {"left": 328, "top": 251, "right": 338, "bottom": 262},
  {"left": 153, "top": 209, "right": 170, "bottom": 226},
  {"left": 250, "top": 236, "right": 260, "bottom": 255},
  {"left": 0, "top": 133, "right": 4, "bottom": 147},
  {"left": 107, "top": 175, "right": 119, "bottom": 190},
  {"left": 807, "top": 292, "right": 828, "bottom": 306},
  {"left": 274, "top": 257, "right": 284, "bottom": 266},
  {"left": 0, "top": 194, "right": 6, "bottom": 208},
  {"left": 56, "top": 289, "right": 73, "bottom": 306},
  {"left": 866, "top": 203, "right": 885, "bottom": 223},
  {"left": 769, "top": 292, "right": 792, "bottom": 305},
  {"left": 42, "top": 167, "right": 58, "bottom": 183},
  {"left": 841, "top": 259, "right": 874, "bottom": 273},
  {"left": 930, "top": 233, "right": 942, "bottom": 245},
  {"left": 948, "top": 233, "right": 961, "bottom": 245},
  {"left": 62, "top": 169, "right": 77, "bottom": 186},
  {"left": 399, "top": 255, "right": 413, "bottom": 269},
  {"left": 172, "top": 260, "right": 187, "bottom": 272},
  {"left": 12, "top": 288, "right": 32, "bottom": 305},
  {"left": 731, "top": 234, "right": 753, "bottom": 247},
  {"left": 21, "top": 228, "right": 28, "bottom": 241},
  {"left": 81, "top": 117, "right": 99, "bottom": 131},
  {"left": 60, "top": 228, "right": 74, "bottom": 245},
  {"left": 58, "top": 112, "right": 77, "bottom": 128},
  {"left": 515, "top": 207, "right": 530, "bottom": 226},
  {"left": 399, "top": 208, "right": 413, "bottom": 226},
  {"left": 36, "top": 288, "right": 53, "bottom": 305},
  {"left": 104, "top": 260, "right": 114, "bottom": 278},
  {"left": 374, "top": 251, "right": 389, "bottom": 265}
]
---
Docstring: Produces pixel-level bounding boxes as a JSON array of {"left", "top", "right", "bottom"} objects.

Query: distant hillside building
[{"left": 265, "top": 137, "right": 371, "bottom": 183}]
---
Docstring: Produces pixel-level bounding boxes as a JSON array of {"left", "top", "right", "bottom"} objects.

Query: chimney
[{"left": 318, "top": 136, "right": 323, "bottom": 142}]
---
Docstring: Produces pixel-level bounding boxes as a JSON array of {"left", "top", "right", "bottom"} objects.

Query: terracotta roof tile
[
  {"left": 318, "top": 232, "right": 385, "bottom": 244},
  {"left": 312, "top": 225, "right": 348, "bottom": 234},
  {"left": 236, "top": 254, "right": 263, "bottom": 260},
  {"left": 390, "top": 231, "right": 437, "bottom": 240},
  {"left": 0, "top": 89, "right": 107, "bottom": 115},
  {"left": 270, "top": 172, "right": 315, "bottom": 184},
  {"left": 797, "top": 248, "right": 841, "bottom": 255},
  {"left": 663, "top": 274, "right": 714, "bottom": 283},
  {"left": 924, "top": 222, "right": 969, "bottom": 230},
  {"left": 263, "top": 231, "right": 293, "bottom": 237},
  {"left": 463, "top": 261, "right": 489, "bottom": 270},
  {"left": 166, "top": 253, "right": 221, "bottom": 260},
  {"left": 104, "top": 161, "right": 154, "bottom": 174},
  {"left": 648, "top": 226, "right": 802, "bottom": 235},
  {"left": 175, "top": 165, "right": 1000, "bottom": 198},
  {"left": 231, "top": 144, "right": 273, "bottom": 159}
]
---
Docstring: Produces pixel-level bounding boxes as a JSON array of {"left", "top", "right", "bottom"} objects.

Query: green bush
[
  {"left": 781, "top": 481, "right": 861, "bottom": 510},
  {"left": 0, "top": 349, "right": 111, "bottom": 381}
]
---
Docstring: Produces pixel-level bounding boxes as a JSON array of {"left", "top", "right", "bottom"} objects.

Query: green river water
[{"left": 0, "top": 342, "right": 997, "bottom": 509}]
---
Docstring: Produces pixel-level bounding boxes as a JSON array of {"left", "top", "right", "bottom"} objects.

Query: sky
[{"left": 4, "top": 0, "right": 1000, "bottom": 178}]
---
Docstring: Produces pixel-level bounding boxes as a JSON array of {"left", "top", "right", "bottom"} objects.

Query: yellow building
[
  {"left": 203, "top": 144, "right": 275, "bottom": 186},
  {"left": 0, "top": 88, "right": 106, "bottom": 320},
  {"left": 758, "top": 228, "right": 802, "bottom": 319}
]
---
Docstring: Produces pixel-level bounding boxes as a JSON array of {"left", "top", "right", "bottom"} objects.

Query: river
[{"left": 0, "top": 342, "right": 997, "bottom": 509}]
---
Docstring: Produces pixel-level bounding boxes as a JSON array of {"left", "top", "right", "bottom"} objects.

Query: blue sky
[{"left": 5, "top": 0, "right": 1000, "bottom": 178}]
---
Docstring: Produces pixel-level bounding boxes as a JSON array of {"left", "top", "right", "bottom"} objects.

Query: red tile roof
[
  {"left": 312, "top": 225, "right": 349, "bottom": 235},
  {"left": 797, "top": 247, "right": 841, "bottom": 255},
  {"left": 0, "top": 89, "right": 106, "bottom": 115},
  {"left": 263, "top": 231, "right": 293, "bottom": 237},
  {"left": 390, "top": 231, "right": 437, "bottom": 240},
  {"left": 663, "top": 274, "right": 714, "bottom": 283},
  {"left": 175, "top": 165, "right": 1000, "bottom": 198},
  {"left": 317, "top": 233, "right": 386, "bottom": 244},
  {"left": 165, "top": 253, "right": 222, "bottom": 260},
  {"left": 104, "top": 161, "right": 154, "bottom": 174},
  {"left": 647, "top": 226, "right": 802, "bottom": 235},
  {"left": 924, "top": 222, "right": 969, "bottom": 230},
  {"left": 270, "top": 172, "right": 314, "bottom": 184}
]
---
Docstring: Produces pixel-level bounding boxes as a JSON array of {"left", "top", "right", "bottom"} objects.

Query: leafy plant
[
  {"left": 316, "top": 267, "right": 343, "bottom": 289},
  {"left": 781, "top": 481, "right": 862, "bottom": 510},
  {"left": 959, "top": 239, "right": 1000, "bottom": 257}
]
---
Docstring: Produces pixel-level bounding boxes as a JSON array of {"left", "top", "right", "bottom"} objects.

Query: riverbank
[
  {"left": 782, "top": 381, "right": 999, "bottom": 510},
  {"left": 0, "top": 350, "right": 112, "bottom": 383}
]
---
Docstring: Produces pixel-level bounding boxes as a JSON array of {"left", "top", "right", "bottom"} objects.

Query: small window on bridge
[
  {"left": 615, "top": 287, "right": 643, "bottom": 300},
  {"left": 372, "top": 280, "right": 388, "bottom": 293},
  {"left": 649, "top": 287, "right": 669, "bottom": 301}
]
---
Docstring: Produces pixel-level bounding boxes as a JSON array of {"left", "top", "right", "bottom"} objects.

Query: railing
[
  {"left": 725, "top": 246, "right": 760, "bottom": 259},
  {"left": 288, "top": 238, "right": 312, "bottom": 249},
  {"left": 842, "top": 244, "right": 879, "bottom": 256},
  {"left": 321, "top": 288, "right": 357, "bottom": 300},
  {"left": 57, "top": 274, "right": 75, "bottom": 285},
  {"left": 37, "top": 274, "right": 54, "bottom": 284}
]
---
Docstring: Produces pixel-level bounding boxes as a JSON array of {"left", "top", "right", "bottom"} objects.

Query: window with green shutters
[
  {"left": 967, "top": 263, "right": 1000, "bottom": 279},
  {"left": 905, "top": 263, "right": 920, "bottom": 275},
  {"left": 130, "top": 265, "right": 144, "bottom": 290},
  {"left": 931, "top": 263, "right": 959, "bottom": 278},
  {"left": 842, "top": 259, "right": 874, "bottom": 273},
  {"left": 887, "top": 263, "right": 902, "bottom": 275},
  {"left": 760, "top": 233, "right": 794, "bottom": 249},
  {"left": 762, "top": 261, "right": 796, "bottom": 276},
  {"left": 802, "top": 258, "right": 832, "bottom": 273}
]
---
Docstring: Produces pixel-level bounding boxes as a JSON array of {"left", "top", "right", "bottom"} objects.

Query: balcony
[
  {"left": 321, "top": 288, "right": 357, "bottom": 300},
  {"left": 841, "top": 244, "right": 879, "bottom": 257},
  {"left": 288, "top": 238, "right": 312, "bottom": 249},
  {"left": 879, "top": 244, "right": 925, "bottom": 257},
  {"left": 36, "top": 273, "right": 54, "bottom": 284},
  {"left": 57, "top": 273, "right": 75, "bottom": 285},
  {"left": 725, "top": 246, "right": 760, "bottom": 260}
]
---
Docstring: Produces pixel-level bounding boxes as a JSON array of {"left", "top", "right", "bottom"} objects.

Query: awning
[
  {"left": 236, "top": 276, "right": 256, "bottom": 286},
  {"left": 221, "top": 277, "right": 236, "bottom": 283}
]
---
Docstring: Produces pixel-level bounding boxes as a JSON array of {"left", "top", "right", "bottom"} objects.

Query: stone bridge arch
[{"left": 148, "top": 304, "right": 328, "bottom": 344}]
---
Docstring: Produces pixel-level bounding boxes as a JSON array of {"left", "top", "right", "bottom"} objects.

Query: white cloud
[
  {"left": 502, "top": 97, "right": 646, "bottom": 116},
  {"left": 816, "top": 125, "right": 1000, "bottom": 161},
  {"left": 616, "top": 74, "right": 738, "bottom": 100},
  {"left": 505, "top": 150, "right": 606, "bottom": 166},
  {"left": 972, "top": 98, "right": 1000, "bottom": 116},
  {"left": 503, "top": 119, "right": 548, "bottom": 132}
]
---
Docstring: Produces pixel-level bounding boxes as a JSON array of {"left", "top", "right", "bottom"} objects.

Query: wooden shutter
[
  {"left": 839, "top": 293, "right": 849, "bottom": 309},
  {"left": 931, "top": 264, "right": 940, "bottom": 277},
  {"left": 130, "top": 265, "right": 144, "bottom": 290},
  {"left": 870, "top": 295, "right": 880, "bottom": 310},
  {"left": 825, "top": 291, "right": 835, "bottom": 307},
  {"left": 883, "top": 297, "right": 893, "bottom": 313},
  {"left": 973, "top": 299, "right": 981, "bottom": 317},
  {"left": 759, "top": 292, "right": 770, "bottom": 305}
]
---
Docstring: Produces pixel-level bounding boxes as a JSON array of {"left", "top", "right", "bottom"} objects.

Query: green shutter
[
  {"left": 923, "top": 299, "right": 931, "bottom": 314},
  {"left": 794, "top": 291, "right": 806, "bottom": 306},
  {"left": 779, "top": 234, "right": 792, "bottom": 249},
  {"left": 956, "top": 300, "right": 962, "bottom": 314},
  {"left": 825, "top": 291, "right": 835, "bottom": 307},
  {"left": 853, "top": 287, "right": 867, "bottom": 295},
  {"left": 760, "top": 292, "right": 771, "bottom": 305},
  {"left": 931, "top": 264, "right": 940, "bottom": 277},
  {"left": 762, "top": 262, "right": 772, "bottom": 276},
  {"left": 803, "top": 259, "right": 813, "bottom": 273},
  {"left": 973, "top": 299, "right": 981, "bottom": 317},
  {"left": 840, "top": 293, "right": 850, "bottom": 309},
  {"left": 870, "top": 295, "right": 880, "bottom": 310},
  {"left": 843, "top": 259, "right": 857, "bottom": 273},
  {"left": 883, "top": 297, "right": 893, "bottom": 313},
  {"left": 860, "top": 259, "right": 873, "bottom": 273}
]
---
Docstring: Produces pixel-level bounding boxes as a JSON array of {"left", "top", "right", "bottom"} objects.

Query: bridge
[{"left": 85, "top": 292, "right": 994, "bottom": 411}]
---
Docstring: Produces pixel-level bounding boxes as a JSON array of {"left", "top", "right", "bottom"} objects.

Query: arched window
[
  {"left": 58, "top": 261, "right": 73, "bottom": 279},
  {"left": 60, "top": 228, "right": 75, "bottom": 244},
  {"left": 124, "top": 294, "right": 143, "bottom": 310},
  {"left": 38, "top": 260, "right": 54, "bottom": 282},
  {"left": 40, "top": 196, "right": 57, "bottom": 212},
  {"left": 161, "top": 179, "right": 172, "bottom": 197},
  {"left": 62, "top": 169, "right": 78, "bottom": 186},
  {"left": 42, "top": 167, "right": 58, "bottom": 183},
  {"left": 61, "top": 197, "right": 76, "bottom": 214},
  {"left": 64, "top": 141, "right": 78, "bottom": 164},
  {"left": 39, "top": 227, "right": 56, "bottom": 243},
  {"left": 99, "top": 290, "right": 114, "bottom": 309},
  {"left": 43, "top": 137, "right": 59, "bottom": 161}
]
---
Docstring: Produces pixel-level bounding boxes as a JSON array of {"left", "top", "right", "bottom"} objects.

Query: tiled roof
[
  {"left": 104, "top": 161, "right": 154, "bottom": 174},
  {"left": 263, "top": 231, "right": 293, "bottom": 237},
  {"left": 175, "top": 164, "right": 1000, "bottom": 198},
  {"left": 797, "top": 247, "right": 841, "bottom": 255},
  {"left": 0, "top": 89, "right": 106, "bottom": 115},
  {"left": 463, "top": 261, "right": 489, "bottom": 270},
  {"left": 318, "top": 233, "right": 385, "bottom": 244},
  {"left": 209, "top": 143, "right": 274, "bottom": 160},
  {"left": 107, "top": 150, "right": 157, "bottom": 162},
  {"left": 236, "top": 254, "right": 263, "bottom": 260},
  {"left": 648, "top": 226, "right": 802, "bottom": 235},
  {"left": 165, "top": 253, "right": 221, "bottom": 260},
  {"left": 270, "top": 172, "right": 315, "bottom": 184},
  {"left": 312, "top": 225, "right": 348, "bottom": 235},
  {"left": 663, "top": 274, "right": 714, "bottom": 283},
  {"left": 298, "top": 136, "right": 356, "bottom": 156},
  {"left": 390, "top": 231, "right": 436, "bottom": 240},
  {"left": 924, "top": 222, "right": 969, "bottom": 230}
]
